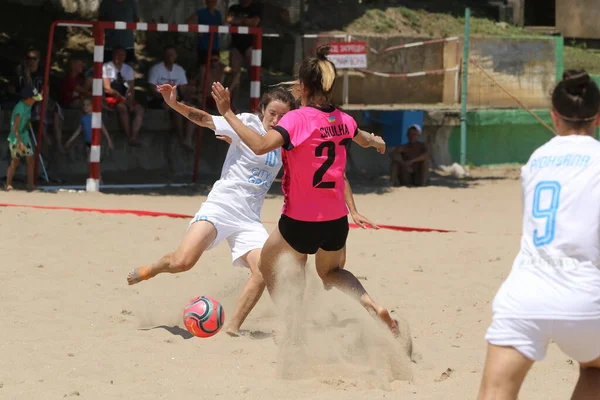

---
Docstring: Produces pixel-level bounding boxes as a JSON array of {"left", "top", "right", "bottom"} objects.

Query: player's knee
[
  {"left": 317, "top": 266, "right": 339, "bottom": 282},
  {"left": 250, "top": 268, "right": 265, "bottom": 287},
  {"left": 11, "top": 157, "right": 21, "bottom": 166},
  {"left": 170, "top": 254, "right": 195, "bottom": 273}
]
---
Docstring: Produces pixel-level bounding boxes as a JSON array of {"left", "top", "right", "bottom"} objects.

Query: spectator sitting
[
  {"left": 389, "top": 124, "right": 430, "bottom": 187},
  {"left": 187, "top": 0, "right": 222, "bottom": 91},
  {"left": 5, "top": 85, "right": 43, "bottom": 191},
  {"left": 195, "top": 52, "right": 225, "bottom": 111},
  {"left": 10, "top": 47, "right": 65, "bottom": 153},
  {"left": 65, "top": 97, "right": 113, "bottom": 165},
  {"left": 148, "top": 45, "right": 195, "bottom": 150},
  {"left": 102, "top": 46, "right": 144, "bottom": 146},
  {"left": 226, "top": 0, "right": 262, "bottom": 110},
  {"left": 59, "top": 58, "right": 89, "bottom": 109},
  {"left": 98, "top": 0, "right": 139, "bottom": 64}
]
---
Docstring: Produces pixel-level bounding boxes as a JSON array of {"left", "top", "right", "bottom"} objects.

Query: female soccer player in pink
[
  {"left": 127, "top": 84, "right": 380, "bottom": 336},
  {"left": 211, "top": 45, "right": 399, "bottom": 335}
]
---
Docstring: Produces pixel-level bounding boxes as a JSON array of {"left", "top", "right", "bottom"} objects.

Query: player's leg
[
  {"left": 314, "top": 248, "right": 397, "bottom": 335},
  {"left": 572, "top": 358, "right": 600, "bottom": 400},
  {"left": 477, "top": 318, "right": 548, "bottom": 400},
  {"left": 477, "top": 344, "right": 534, "bottom": 400},
  {"left": 225, "top": 248, "right": 264, "bottom": 336},
  {"left": 127, "top": 220, "right": 217, "bottom": 285}
]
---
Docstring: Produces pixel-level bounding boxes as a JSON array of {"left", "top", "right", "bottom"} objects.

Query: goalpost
[{"left": 36, "top": 20, "right": 263, "bottom": 191}]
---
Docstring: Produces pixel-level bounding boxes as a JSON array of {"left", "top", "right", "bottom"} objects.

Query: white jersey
[
  {"left": 493, "top": 134, "right": 600, "bottom": 320},
  {"left": 205, "top": 113, "right": 282, "bottom": 222}
]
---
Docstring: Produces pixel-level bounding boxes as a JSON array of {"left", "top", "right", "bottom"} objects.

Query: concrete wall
[
  {"left": 466, "top": 37, "right": 556, "bottom": 108},
  {"left": 556, "top": 0, "right": 600, "bottom": 39}
]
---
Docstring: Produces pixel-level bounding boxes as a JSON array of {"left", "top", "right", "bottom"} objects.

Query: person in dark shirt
[
  {"left": 98, "top": 0, "right": 140, "bottom": 64},
  {"left": 226, "top": 0, "right": 262, "bottom": 109},
  {"left": 389, "top": 124, "right": 430, "bottom": 187}
]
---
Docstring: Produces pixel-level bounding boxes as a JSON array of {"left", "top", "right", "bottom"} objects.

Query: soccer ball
[{"left": 183, "top": 296, "right": 225, "bottom": 338}]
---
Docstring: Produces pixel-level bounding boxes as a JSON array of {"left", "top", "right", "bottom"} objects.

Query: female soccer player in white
[
  {"left": 478, "top": 70, "right": 600, "bottom": 399},
  {"left": 210, "top": 45, "right": 400, "bottom": 336},
  {"left": 126, "top": 85, "right": 382, "bottom": 336}
]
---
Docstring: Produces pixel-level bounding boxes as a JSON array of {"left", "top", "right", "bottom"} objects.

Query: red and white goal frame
[{"left": 36, "top": 20, "right": 263, "bottom": 191}]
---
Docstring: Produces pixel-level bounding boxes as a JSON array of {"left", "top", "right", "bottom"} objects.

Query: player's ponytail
[
  {"left": 295, "top": 44, "right": 338, "bottom": 105},
  {"left": 552, "top": 69, "right": 600, "bottom": 129}
]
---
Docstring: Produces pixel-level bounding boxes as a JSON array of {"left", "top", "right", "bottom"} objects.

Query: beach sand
[{"left": 0, "top": 166, "right": 581, "bottom": 399}]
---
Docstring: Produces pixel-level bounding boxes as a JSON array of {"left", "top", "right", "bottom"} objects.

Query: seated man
[
  {"left": 389, "top": 124, "right": 430, "bottom": 187},
  {"left": 147, "top": 45, "right": 195, "bottom": 150},
  {"left": 102, "top": 46, "right": 144, "bottom": 146}
]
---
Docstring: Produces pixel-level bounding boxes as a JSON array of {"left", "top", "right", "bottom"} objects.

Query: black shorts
[{"left": 278, "top": 214, "right": 349, "bottom": 255}]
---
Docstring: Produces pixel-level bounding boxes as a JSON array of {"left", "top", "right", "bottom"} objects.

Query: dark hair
[
  {"left": 163, "top": 45, "right": 176, "bottom": 53},
  {"left": 113, "top": 45, "right": 126, "bottom": 52},
  {"left": 297, "top": 44, "right": 337, "bottom": 103},
  {"left": 552, "top": 69, "right": 600, "bottom": 129},
  {"left": 25, "top": 47, "right": 40, "bottom": 57},
  {"left": 258, "top": 86, "right": 296, "bottom": 119}
]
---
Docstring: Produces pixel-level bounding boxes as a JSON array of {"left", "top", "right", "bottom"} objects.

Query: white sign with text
[{"left": 327, "top": 41, "right": 367, "bottom": 69}]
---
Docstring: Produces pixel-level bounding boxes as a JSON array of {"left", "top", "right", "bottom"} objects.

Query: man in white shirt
[
  {"left": 102, "top": 46, "right": 144, "bottom": 146},
  {"left": 148, "top": 46, "right": 194, "bottom": 150}
]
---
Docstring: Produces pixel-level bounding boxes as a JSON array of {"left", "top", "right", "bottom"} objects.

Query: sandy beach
[{"left": 0, "top": 166, "right": 582, "bottom": 399}]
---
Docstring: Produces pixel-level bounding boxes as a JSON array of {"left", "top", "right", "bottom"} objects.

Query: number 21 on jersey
[{"left": 532, "top": 180, "right": 561, "bottom": 247}]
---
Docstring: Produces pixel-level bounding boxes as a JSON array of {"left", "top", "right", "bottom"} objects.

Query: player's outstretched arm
[
  {"left": 156, "top": 84, "right": 215, "bottom": 130},
  {"left": 354, "top": 129, "right": 386, "bottom": 154},
  {"left": 211, "top": 82, "right": 284, "bottom": 155}
]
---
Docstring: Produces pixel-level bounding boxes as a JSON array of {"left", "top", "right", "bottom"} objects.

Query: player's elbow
[{"left": 252, "top": 145, "right": 269, "bottom": 156}]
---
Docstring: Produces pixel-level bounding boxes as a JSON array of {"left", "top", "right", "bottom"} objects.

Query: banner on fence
[{"left": 327, "top": 41, "right": 367, "bottom": 69}]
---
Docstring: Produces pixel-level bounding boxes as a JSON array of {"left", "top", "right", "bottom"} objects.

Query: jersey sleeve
[
  {"left": 273, "top": 111, "right": 310, "bottom": 150},
  {"left": 212, "top": 116, "right": 239, "bottom": 141}
]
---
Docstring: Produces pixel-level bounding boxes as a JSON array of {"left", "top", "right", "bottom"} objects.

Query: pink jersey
[{"left": 274, "top": 105, "right": 358, "bottom": 222}]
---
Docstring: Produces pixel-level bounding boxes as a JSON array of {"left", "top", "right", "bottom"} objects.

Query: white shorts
[
  {"left": 485, "top": 318, "right": 600, "bottom": 362},
  {"left": 189, "top": 202, "right": 268, "bottom": 268}
]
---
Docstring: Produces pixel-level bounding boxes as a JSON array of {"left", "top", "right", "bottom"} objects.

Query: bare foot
[
  {"left": 375, "top": 306, "right": 399, "bottom": 337},
  {"left": 127, "top": 266, "right": 151, "bottom": 285},
  {"left": 225, "top": 328, "right": 247, "bottom": 337}
]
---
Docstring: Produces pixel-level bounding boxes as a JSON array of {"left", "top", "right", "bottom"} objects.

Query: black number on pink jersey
[{"left": 312, "top": 138, "right": 352, "bottom": 189}]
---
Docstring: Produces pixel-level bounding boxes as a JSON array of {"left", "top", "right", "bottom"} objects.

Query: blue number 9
[{"left": 532, "top": 180, "right": 561, "bottom": 247}]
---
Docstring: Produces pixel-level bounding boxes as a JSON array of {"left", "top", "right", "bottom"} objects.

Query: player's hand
[
  {"left": 371, "top": 134, "right": 386, "bottom": 154},
  {"left": 156, "top": 84, "right": 178, "bottom": 107},
  {"left": 216, "top": 135, "right": 232, "bottom": 144},
  {"left": 351, "top": 211, "right": 379, "bottom": 229},
  {"left": 211, "top": 82, "right": 232, "bottom": 117},
  {"left": 17, "top": 140, "right": 26, "bottom": 151}
]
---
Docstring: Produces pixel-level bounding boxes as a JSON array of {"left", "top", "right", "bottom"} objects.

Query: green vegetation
[
  {"left": 344, "top": 6, "right": 600, "bottom": 74},
  {"left": 346, "top": 7, "right": 536, "bottom": 37}
]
